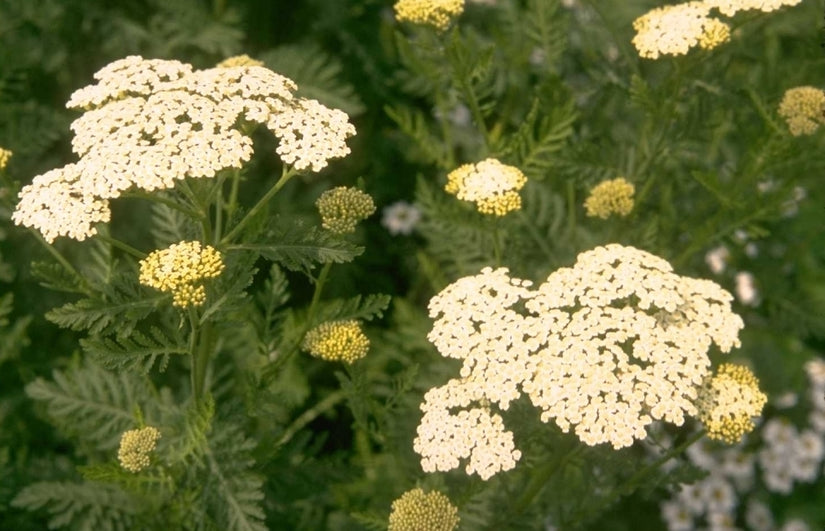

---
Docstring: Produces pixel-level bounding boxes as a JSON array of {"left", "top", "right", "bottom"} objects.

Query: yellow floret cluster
[
  {"left": 0, "top": 147, "right": 11, "bottom": 170},
  {"left": 216, "top": 54, "right": 264, "bottom": 68},
  {"left": 302, "top": 320, "right": 370, "bottom": 363},
  {"left": 696, "top": 363, "right": 767, "bottom": 443},
  {"left": 417, "top": 244, "right": 745, "bottom": 479},
  {"left": 445, "top": 158, "right": 527, "bottom": 216},
  {"left": 394, "top": 0, "right": 465, "bottom": 31},
  {"left": 139, "top": 241, "right": 225, "bottom": 308},
  {"left": 388, "top": 488, "right": 460, "bottom": 531},
  {"left": 584, "top": 177, "right": 635, "bottom": 219},
  {"left": 315, "top": 186, "right": 376, "bottom": 234},
  {"left": 12, "top": 55, "right": 356, "bottom": 243},
  {"left": 632, "top": 2, "right": 729, "bottom": 59},
  {"left": 118, "top": 426, "right": 161, "bottom": 473},
  {"left": 704, "top": 0, "right": 802, "bottom": 16},
  {"left": 778, "top": 86, "right": 825, "bottom": 136}
]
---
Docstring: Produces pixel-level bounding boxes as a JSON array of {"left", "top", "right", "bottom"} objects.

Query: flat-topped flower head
[
  {"left": 704, "top": 0, "right": 803, "bottom": 16},
  {"left": 315, "top": 186, "right": 376, "bottom": 234},
  {"left": 388, "top": 488, "right": 459, "bottom": 531},
  {"left": 0, "top": 147, "right": 11, "bottom": 170},
  {"left": 118, "top": 426, "right": 161, "bottom": 473},
  {"left": 584, "top": 177, "right": 635, "bottom": 219},
  {"left": 216, "top": 54, "right": 264, "bottom": 68},
  {"left": 11, "top": 164, "right": 111, "bottom": 243},
  {"left": 14, "top": 55, "right": 356, "bottom": 243},
  {"left": 445, "top": 158, "right": 527, "bottom": 216},
  {"left": 778, "top": 86, "right": 825, "bottom": 136},
  {"left": 394, "top": 0, "right": 465, "bottom": 31},
  {"left": 632, "top": 2, "right": 729, "bottom": 59},
  {"left": 302, "top": 320, "right": 369, "bottom": 363},
  {"left": 696, "top": 363, "right": 767, "bottom": 443},
  {"left": 139, "top": 241, "right": 225, "bottom": 308}
]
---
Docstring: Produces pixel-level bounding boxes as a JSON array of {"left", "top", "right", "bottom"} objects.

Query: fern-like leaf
[
  {"left": 524, "top": 0, "right": 567, "bottom": 72},
  {"left": 80, "top": 327, "right": 187, "bottom": 374},
  {"left": 12, "top": 481, "right": 140, "bottom": 531},
  {"left": 315, "top": 294, "right": 392, "bottom": 324},
  {"left": 384, "top": 104, "right": 446, "bottom": 166},
  {"left": 31, "top": 260, "right": 88, "bottom": 295}
]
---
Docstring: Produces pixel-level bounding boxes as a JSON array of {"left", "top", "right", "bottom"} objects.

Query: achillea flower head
[
  {"left": 139, "top": 241, "right": 225, "bottom": 308},
  {"left": 382, "top": 200, "right": 422, "bottom": 235},
  {"left": 388, "top": 488, "right": 459, "bottom": 531},
  {"left": 394, "top": 0, "right": 465, "bottom": 31},
  {"left": 632, "top": 2, "right": 730, "bottom": 59},
  {"left": 584, "top": 177, "right": 635, "bottom": 219},
  {"left": 0, "top": 147, "right": 11, "bottom": 170},
  {"left": 316, "top": 186, "right": 376, "bottom": 234},
  {"left": 445, "top": 158, "right": 527, "bottom": 216},
  {"left": 777, "top": 86, "right": 825, "bottom": 136},
  {"left": 118, "top": 426, "right": 161, "bottom": 473},
  {"left": 418, "top": 244, "right": 744, "bottom": 476},
  {"left": 302, "top": 320, "right": 369, "bottom": 363},
  {"left": 696, "top": 363, "right": 767, "bottom": 443},
  {"left": 704, "top": 0, "right": 803, "bottom": 16},
  {"left": 216, "top": 54, "right": 264, "bottom": 68},
  {"left": 14, "top": 55, "right": 356, "bottom": 243}
]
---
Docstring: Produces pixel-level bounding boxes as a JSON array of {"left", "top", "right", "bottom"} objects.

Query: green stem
[
  {"left": 434, "top": 93, "right": 457, "bottom": 170},
  {"left": 276, "top": 389, "right": 346, "bottom": 446},
  {"left": 123, "top": 189, "right": 203, "bottom": 220},
  {"left": 511, "top": 443, "right": 585, "bottom": 517},
  {"left": 566, "top": 179, "right": 577, "bottom": 243},
  {"left": 221, "top": 167, "right": 296, "bottom": 244},
  {"left": 308, "top": 262, "right": 332, "bottom": 322},
  {"left": 193, "top": 321, "right": 213, "bottom": 403},
  {"left": 188, "top": 309, "right": 201, "bottom": 402},
  {"left": 30, "top": 231, "right": 93, "bottom": 296},
  {"left": 517, "top": 210, "right": 554, "bottom": 261},
  {"left": 95, "top": 233, "right": 145, "bottom": 259},
  {"left": 214, "top": 175, "right": 226, "bottom": 246},
  {"left": 491, "top": 219, "right": 502, "bottom": 267}
]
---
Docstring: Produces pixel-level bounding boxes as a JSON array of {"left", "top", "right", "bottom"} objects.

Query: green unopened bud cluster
[
  {"left": 315, "top": 186, "right": 376, "bottom": 234},
  {"left": 388, "top": 488, "right": 459, "bottom": 531}
]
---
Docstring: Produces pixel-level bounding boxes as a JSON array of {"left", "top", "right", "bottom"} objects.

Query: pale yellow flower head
[
  {"left": 216, "top": 54, "right": 264, "bottom": 68},
  {"left": 118, "top": 426, "right": 161, "bottom": 473},
  {"left": 139, "top": 241, "right": 225, "bottom": 308},
  {"left": 388, "top": 488, "right": 460, "bottom": 531},
  {"left": 14, "top": 55, "right": 356, "bottom": 243},
  {"left": 445, "top": 158, "right": 527, "bottom": 216},
  {"left": 696, "top": 363, "right": 767, "bottom": 443},
  {"left": 0, "top": 147, "right": 11, "bottom": 170},
  {"left": 704, "top": 0, "right": 803, "bottom": 16},
  {"left": 302, "top": 320, "right": 369, "bottom": 363},
  {"left": 394, "top": 0, "right": 465, "bottom": 31},
  {"left": 632, "top": 2, "right": 730, "bottom": 59},
  {"left": 778, "top": 86, "right": 825, "bottom": 136},
  {"left": 584, "top": 177, "right": 635, "bottom": 219},
  {"left": 418, "top": 244, "right": 744, "bottom": 476},
  {"left": 316, "top": 186, "right": 376, "bottom": 234}
]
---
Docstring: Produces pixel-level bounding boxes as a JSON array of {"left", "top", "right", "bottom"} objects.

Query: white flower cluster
[
  {"left": 758, "top": 418, "right": 824, "bottom": 493},
  {"left": 416, "top": 244, "right": 744, "bottom": 480},
  {"left": 13, "top": 55, "right": 356, "bottom": 243},
  {"left": 805, "top": 358, "right": 825, "bottom": 432},
  {"left": 704, "top": 0, "right": 803, "bottom": 16}
]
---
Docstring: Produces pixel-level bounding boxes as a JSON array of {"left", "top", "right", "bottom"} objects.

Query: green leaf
[
  {"left": 31, "top": 260, "right": 87, "bottom": 295},
  {"left": 384, "top": 104, "right": 445, "bottom": 166},
  {"left": 12, "top": 481, "right": 140, "bottom": 531},
  {"left": 231, "top": 221, "right": 363, "bottom": 275},
  {"left": 315, "top": 293, "right": 392, "bottom": 324},
  {"left": 0, "top": 293, "right": 31, "bottom": 365},
  {"left": 80, "top": 327, "right": 187, "bottom": 374},
  {"left": 524, "top": 0, "right": 567, "bottom": 72}
]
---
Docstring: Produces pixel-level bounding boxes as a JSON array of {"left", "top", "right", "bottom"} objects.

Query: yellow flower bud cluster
[
  {"left": 696, "top": 363, "right": 767, "bottom": 443},
  {"left": 445, "top": 158, "right": 527, "bottom": 216},
  {"left": 118, "top": 426, "right": 161, "bottom": 473},
  {"left": 216, "top": 54, "right": 264, "bottom": 68},
  {"left": 13, "top": 55, "right": 356, "bottom": 242},
  {"left": 417, "top": 244, "right": 745, "bottom": 478},
  {"left": 139, "top": 241, "right": 225, "bottom": 308},
  {"left": 302, "top": 320, "right": 370, "bottom": 363},
  {"left": 0, "top": 147, "right": 11, "bottom": 170},
  {"left": 583, "top": 177, "right": 635, "bottom": 219},
  {"left": 632, "top": 2, "right": 729, "bottom": 59},
  {"left": 393, "top": 0, "right": 465, "bottom": 31},
  {"left": 388, "top": 488, "right": 459, "bottom": 531},
  {"left": 315, "top": 186, "right": 376, "bottom": 234},
  {"left": 778, "top": 86, "right": 825, "bottom": 136}
]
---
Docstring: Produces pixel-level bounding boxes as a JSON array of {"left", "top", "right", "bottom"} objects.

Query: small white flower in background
[
  {"left": 744, "top": 499, "right": 774, "bottom": 531},
  {"left": 735, "top": 271, "right": 759, "bottom": 306},
  {"left": 529, "top": 47, "right": 546, "bottom": 66},
  {"left": 447, "top": 104, "right": 471, "bottom": 127},
  {"left": 783, "top": 185, "right": 807, "bottom": 217},
  {"left": 780, "top": 519, "right": 811, "bottom": 531},
  {"left": 705, "top": 246, "right": 729, "bottom": 274},
  {"left": 733, "top": 229, "right": 749, "bottom": 243},
  {"left": 773, "top": 391, "right": 798, "bottom": 409},
  {"left": 381, "top": 201, "right": 421, "bottom": 235},
  {"left": 744, "top": 242, "right": 758, "bottom": 258}
]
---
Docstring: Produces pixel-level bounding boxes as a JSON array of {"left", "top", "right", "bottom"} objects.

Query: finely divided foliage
[{"left": 2, "top": 0, "right": 823, "bottom": 529}]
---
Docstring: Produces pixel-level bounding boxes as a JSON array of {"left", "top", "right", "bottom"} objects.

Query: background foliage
[{"left": 1, "top": 0, "right": 824, "bottom": 529}]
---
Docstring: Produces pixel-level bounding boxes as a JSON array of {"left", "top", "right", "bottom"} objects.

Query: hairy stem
[
  {"left": 95, "top": 233, "right": 146, "bottom": 259},
  {"left": 276, "top": 389, "right": 346, "bottom": 446},
  {"left": 221, "top": 166, "right": 296, "bottom": 244}
]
